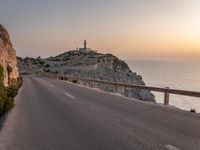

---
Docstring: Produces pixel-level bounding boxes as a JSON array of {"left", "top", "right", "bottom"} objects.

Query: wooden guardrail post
[
  {"left": 164, "top": 87, "right": 170, "bottom": 105},
  {"left": 116, "top": 85, "right": 125, "bottom": 95},
  {"left": 90, "top": 81, "right": 95, "bottom": 88}
]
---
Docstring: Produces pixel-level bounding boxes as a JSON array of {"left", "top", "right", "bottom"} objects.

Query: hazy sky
[{"left": 1, "top": 0, "right": 200, "bottom": 58}]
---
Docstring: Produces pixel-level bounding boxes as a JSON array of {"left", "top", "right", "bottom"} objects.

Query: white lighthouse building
[{"left": 78, "top": 40, "right": 92, "bottom": 52}]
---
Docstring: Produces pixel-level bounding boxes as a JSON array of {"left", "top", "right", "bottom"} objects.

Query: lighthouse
[
  {"left": 84, "top": 40, "right": 87, "bottom": 50},
  {"left": 78, "top": 40, "right": 91, "bottom": 52}
]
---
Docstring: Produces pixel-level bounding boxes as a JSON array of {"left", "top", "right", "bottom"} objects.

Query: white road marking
[
  {"left": 165, "top": 144, "right": 180, "bottom": 150},
  {"left": 64, "top": 92, "right": 76, "bottom": 99}
]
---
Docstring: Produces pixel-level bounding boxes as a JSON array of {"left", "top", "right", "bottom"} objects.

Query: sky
[{"left": 0, "top": 0, "right": 200, "bottom": 59}]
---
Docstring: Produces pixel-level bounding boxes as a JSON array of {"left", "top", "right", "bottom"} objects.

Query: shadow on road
[{"left": 0, "top": 112, "right": 10, "bottom": 131}]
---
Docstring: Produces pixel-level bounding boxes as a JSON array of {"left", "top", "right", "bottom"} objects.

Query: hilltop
[{"left": 18, "top": 42, "right": 155, "bottom": 102}]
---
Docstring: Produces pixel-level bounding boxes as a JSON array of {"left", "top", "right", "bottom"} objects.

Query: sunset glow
[{"left": 1, "top": 0, "right": 200, "bottom": 58}]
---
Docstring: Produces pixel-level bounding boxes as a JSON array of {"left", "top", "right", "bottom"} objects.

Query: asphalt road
[{"left": 0, "top": 76, "right": 199, "bottom": 150}]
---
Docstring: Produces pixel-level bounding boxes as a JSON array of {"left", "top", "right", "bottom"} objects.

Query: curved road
[{"left": 0, "top": 76, "right": 199, "bottom": 150}]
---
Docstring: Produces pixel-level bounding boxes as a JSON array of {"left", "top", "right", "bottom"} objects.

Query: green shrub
[
  {"left": 0, "top": 65, "right": 22, "bottom": 116},
  {"left": 190, "top": 109, "right": 196, "bottom": 113},
  {"left": 72, "top": 80, "right": 78, "bottom": 83},
  {"left": 7, "top": 78, "right": 22, "bottom": 98},
  {"left": 39, "top": 61, "right": 45, "bottom": 66},
  {"left": 0, "top": 65, "right": 4, "bottom": 85},
  {"left": 45, "top": 64, "right": 50, "bottom": 68}
]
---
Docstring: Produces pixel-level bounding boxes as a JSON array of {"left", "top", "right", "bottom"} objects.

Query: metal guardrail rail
[{"left": 41, "top": 73, "right": 200, "bottom": 105}]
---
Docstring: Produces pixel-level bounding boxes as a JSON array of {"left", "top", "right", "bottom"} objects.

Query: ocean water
[{"left": 125, "top": 59, "right": 200, "bottom": 113}]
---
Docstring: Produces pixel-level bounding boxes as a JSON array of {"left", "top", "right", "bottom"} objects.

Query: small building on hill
[{"left": 77, "top": 40, "right": 92, "bottom": 52}]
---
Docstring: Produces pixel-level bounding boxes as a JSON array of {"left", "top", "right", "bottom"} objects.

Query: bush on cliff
[
  {"left": 7, "top": 78, "right": 23, "bottom": 98},
  {"left": 0, "top": 65, "right": 22, "bottom": 116}
]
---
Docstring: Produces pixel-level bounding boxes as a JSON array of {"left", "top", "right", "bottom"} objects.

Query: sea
[{"left": 125, "top": 59, "right": 200, "bottom": 113}]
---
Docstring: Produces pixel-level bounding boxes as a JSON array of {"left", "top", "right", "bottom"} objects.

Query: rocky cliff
[
  {"left": 18, "top": 50, "right": 155, "bottom": 102},
  {"left": 0, "top": 24, "right": 19, "bottom": 86}
]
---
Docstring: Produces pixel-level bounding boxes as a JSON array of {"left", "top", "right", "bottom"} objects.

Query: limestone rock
[
  {"left": 0, "top": 24, "right": 19, "bottom": 86},
  {"left": 18, "top": 50, "right": 155, "bottom": 102}
]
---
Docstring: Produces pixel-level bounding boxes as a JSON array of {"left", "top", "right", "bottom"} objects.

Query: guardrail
[{"left": 41, "top": 73, "right": 200, "bottom": 105}]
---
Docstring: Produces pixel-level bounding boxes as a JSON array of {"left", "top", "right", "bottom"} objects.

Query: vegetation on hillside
[{"left": 0, "top": 65, "right": 22, "bottom": 116}]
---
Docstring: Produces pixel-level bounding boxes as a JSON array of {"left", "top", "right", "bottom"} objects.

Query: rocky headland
[{"left": 18, "top": 45, "right": 155, "bottom": 102}]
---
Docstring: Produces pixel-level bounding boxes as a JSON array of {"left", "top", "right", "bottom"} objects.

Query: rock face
[
  {"left": 18, "top": 50, "right": 155, "bottom": 102},
  {"left": 49, "top": 51, "right": 155, "bottom": 102},
  {"left": 0, "top": 24, "right": 19, "bottom": 86}
]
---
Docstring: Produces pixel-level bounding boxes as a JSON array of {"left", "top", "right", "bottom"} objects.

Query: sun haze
[{"left": 0, "top": 0, "right": 200, "bottom": 58}]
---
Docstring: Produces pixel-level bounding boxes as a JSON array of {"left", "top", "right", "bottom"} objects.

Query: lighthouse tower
[
  {"left": 78, "top": 40, "right": 91, "bottom": 52},
  {"left": 84, "top": 40, "right": 87, "bottom": 50}
]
